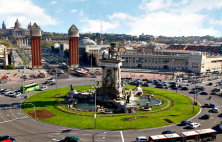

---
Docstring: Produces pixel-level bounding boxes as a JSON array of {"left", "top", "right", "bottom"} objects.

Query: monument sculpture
[{"left": 99, "top": 43, "right": 123, "bottom": 100}]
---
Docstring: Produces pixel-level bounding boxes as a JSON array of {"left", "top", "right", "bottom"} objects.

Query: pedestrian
[{"left": 209, "top": 96, "right": 211, "bottom": 99}]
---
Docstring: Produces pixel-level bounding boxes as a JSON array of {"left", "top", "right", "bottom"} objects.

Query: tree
[
  {"left": 0, "top": 41, "right": 11, "bottom": 47},
  {"left": 6, "top": 64, "right": 14, "bottom": 70},
  {"left": 41, "top": 41, "right": 53, "bottom": 48}
]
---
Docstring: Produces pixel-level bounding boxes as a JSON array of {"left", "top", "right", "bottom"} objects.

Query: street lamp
[{"left": 92, "top": 80, "right": 100, "bottom": 129}]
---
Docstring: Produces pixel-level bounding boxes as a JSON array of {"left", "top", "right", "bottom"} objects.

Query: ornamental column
[
  {"left": 68, "top": 24, "right": 79, "bottom": 69},
  {"left": 31, "top": 23, "right": 42, "bottom": 69}
]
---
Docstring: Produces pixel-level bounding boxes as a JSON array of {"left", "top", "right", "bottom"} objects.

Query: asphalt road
[{"left": 0, "top": 76, "right": 222, "bottom": 142}]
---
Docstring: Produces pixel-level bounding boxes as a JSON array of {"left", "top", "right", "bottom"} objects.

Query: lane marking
[
  {"left": 0, "top": 116, "right": 28, "bottom": 124},
  {"left": 120, "top": 131, "right": 124, "bottom": 142},
  {"left": 210, "top": 117, "right": 214, "bottom": 119}
]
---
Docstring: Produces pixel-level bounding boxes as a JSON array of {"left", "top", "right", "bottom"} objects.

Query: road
[{"left": 0, "top": 76, "right": 222, "bottom": 141}]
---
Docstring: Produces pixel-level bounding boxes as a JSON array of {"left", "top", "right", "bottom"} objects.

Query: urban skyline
[{"left": 1, "top": 0, "right": 222, "bottom": 37}]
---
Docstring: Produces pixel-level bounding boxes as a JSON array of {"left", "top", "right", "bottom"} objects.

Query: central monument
[{"left": 99, "top": 43, "right": 123, "bottom": 100}]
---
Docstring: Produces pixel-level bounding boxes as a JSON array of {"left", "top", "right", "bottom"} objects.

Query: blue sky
[{"left": 1, "top": 0, "right": 222, "bottom": 37}]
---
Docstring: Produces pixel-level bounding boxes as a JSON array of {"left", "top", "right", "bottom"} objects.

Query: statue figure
[
  {"left": 136, "top": 83, "right": 140, "bottom": 87},
  {"left": 70, "top": 84, "right": 74, "bottom": 90},
  {"left": 102, "top": 52, "right": 105, "bottom": 59}
]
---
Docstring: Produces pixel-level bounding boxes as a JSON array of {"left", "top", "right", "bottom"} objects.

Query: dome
[
  {"left": 79, "top": 37, "right": 96, "bottom": 45},
  {"left": 14, "top": 19, "right": 21, "bottom": 28}
]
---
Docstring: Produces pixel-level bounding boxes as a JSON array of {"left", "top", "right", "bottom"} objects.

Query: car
[
  {"left": 147, "top": 80, "right": 153, "bottom": 83},
  {"left": 48, "top": 77, "right": 54, "bottom": 80},
  {"left": 2, "top": 136, "right": 15, "bottom": 142},
  {"left": 139, "top": 82, "right": 145, "bottom": 85},
  {"left": 0, "top": 136, "right": 13, "bottom": 142},
  {"left": 190, "top": 89, "right": 198, "bottom": 94},
  {"left": 180, "top": 120, "right": 193, "bottom": 126},
  {"left": 156, "top": 84, "right": 164, "bottom": 88},
  {"left": 213, "top": 88, "right": 221, "bottom": 92},
  {"left": 163, "top": 82, "right": 168, "bottom": 86},
  {"left": 143, "top": 83, "right": 150, "bottom": 87},
  {"left": 135, "top": 136, "right": 148, "bottom": 142},
  {"left": 181, "top": 87, "right": 189, "bottom": 90},
  {"left": 172, "top": 86, "right": 178, "bottom": 90},
  {"left": 219, "top": 121, "right": 222, "bottom": 130},
  {"left": 200, "top": 91, "right": 208, "bottom": 95},
  {"left": 2, "top": 90, "right": 11, "bottom": 95},
  {"left": 188, "top": 122, "right": 201, "bottom": 128},
  {"left": 161, "top": 130, "right": 178, "bottom": 134},
  {"left": 39, "top": 86, "right": 48, "bottom": 91},
  {"left": 210, "top": 103, "right": 215, "bottom": 108},
  {"left": 209, "top": 82, "right": 213, "bottom": 85},
  {"left": 201, "top": 114, "right": 210, "bottom": 119},
  {"left": 44, "top": 80, "right": 51, "bottom": 84},
  {"left": 212, "top": 91, "right": 218, "bottom": 95},
  {"left": 64, "top": 136, "right": 80, "bottom": 142},
  {"left": 212, "top": 108, "right": 219, "bottom": 113},
  {"left": 8, "top": 92, "right": 16, "bottom": 97},
  {"left": 50, "top": 82, "right": 56, "bottom": 85},
  {"left": 14, "top": 92, "right": 21, "bottom": 97},
  {"left": 90, "top": 75, "right": 98, "bottom": 78},
  {"left": 178, "top": 85, "right": 182, "bottom": 88},
  {"left": 204, "top": 103, "right": 209, "bottom": 107}
]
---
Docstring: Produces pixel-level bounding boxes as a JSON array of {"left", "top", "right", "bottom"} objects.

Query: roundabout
[{"left": 22, "top": 85, "right": 200, "bottom": 130}]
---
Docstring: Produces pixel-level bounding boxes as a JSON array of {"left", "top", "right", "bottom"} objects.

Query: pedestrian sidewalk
[{"left": 0, "top": 69, "right": 51, "bottom": 84}]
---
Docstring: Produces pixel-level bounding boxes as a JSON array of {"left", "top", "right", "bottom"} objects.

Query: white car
[
  {"left": 212, "top": 108, "right": 219, "bottom": 113},
  {"left": 8, "top": 92, "right": 15, "bottom": 97},
  {"left": 135, "top": 136, "right": 148, "bottom": 142},
  {"left": 39, "top": 86, "right": 48, "bottom": 91},
  {"left": 2, "top": 90, "right": 10, "bottom": 95},
  {"left": 14, "top": 92, "right": 21, "bottom": 97},
  {"left": 188, "top": 122, "right": 201, "bottom": 129}
]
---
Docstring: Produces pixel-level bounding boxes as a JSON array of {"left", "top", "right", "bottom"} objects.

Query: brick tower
[
  {"left": 30, "top": 23, "right": 42, "bottom": 69},
  {"left": 68, "top": 24, "right": 79, "bottom": 68}
]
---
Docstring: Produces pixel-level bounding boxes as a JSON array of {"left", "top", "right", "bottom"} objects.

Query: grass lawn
[{"left": 22, "top": 85, "right": 200, "bottom": 130}]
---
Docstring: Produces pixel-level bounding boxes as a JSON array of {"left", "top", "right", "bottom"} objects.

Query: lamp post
[
  {"left": 56, "top": 68, "right": 58, "bottom": 89},
  {"left": 92, "top": 80, "right": 100, "bottom": 129}
]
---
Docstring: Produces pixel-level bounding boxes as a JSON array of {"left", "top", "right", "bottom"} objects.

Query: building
[
  {"left": 0, "top": 19, "right": 31, "bottom": 36},
  {"left": 167, "top": 44, "right": 222, "bottom": 54},
  {"left": 0, "top": 44, "right": 8, "bottom": 69}
]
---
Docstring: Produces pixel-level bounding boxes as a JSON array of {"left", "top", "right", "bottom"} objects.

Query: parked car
[
  {"left": 64, "top": 136, "right": 80, "bottom": 142},
  {"left": 163, "top": 82, "right": 168, "bottom": 86},
  {"left": 90, "top": 75, "right": 98, "bottom": 78},
  {"left": 161, "top": 130, "right": 178, "bottom": 134},
  {"left": 209, "top": 82, "right": 213, "bottom": 86},
  {"left": 39, "top": 86, "right": 48, "bottom": 91},
  {"left": 188, "top": 122, "right": 201, "bottom": 129},
  {"left": 201, "top": 114, "right": 210, "bottom": 119},
  {"left": 212, "top": 108, "right": 219, "bottom": 113},
  {"left": 200, "top": 91, "right": 208, "bottom": 95},
  {"left": 180, "top": 120, "right": 193, "bottom": 126},
  {"left": 8, "top": 92, "right": 15, "bottom": 97},
  {"left": 135, "top": 136, "right": 148, "bottom": 142}
]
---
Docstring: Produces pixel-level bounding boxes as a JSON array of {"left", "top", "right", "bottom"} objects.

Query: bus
[
  {"left": 148, "top": 128, "right": 217, "bottom": 142},
  {"left": 20, "top": 83, "right": 40, "bottom": 93}
]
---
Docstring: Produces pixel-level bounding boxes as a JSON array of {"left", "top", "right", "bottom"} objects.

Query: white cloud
[
  {"left": 50, "top": 1, "right": 57, "bottom": 4},
  {"left": 71, "top": 9, "right": 77, "bottom": 13},
  {"left": 0, "top": 0, "right": 60, "bottom": 28},
  {"left": 55, "top": 9, "right": 62, "bottom": 13},
  {"left": 63, "top": 0, "right": 88, "bottom": 2},
  {"left": 104, "top": 0, "right": 222, "bottom": 36}
]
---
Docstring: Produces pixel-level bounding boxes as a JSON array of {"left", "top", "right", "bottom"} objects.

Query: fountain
[{"left": 67, "top": 43, "right": 162, "bottom": 113}]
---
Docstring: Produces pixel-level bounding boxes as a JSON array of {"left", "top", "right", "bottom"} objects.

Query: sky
[{"left": 1, "top": 0, "right": 222, "bottom": 37}]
